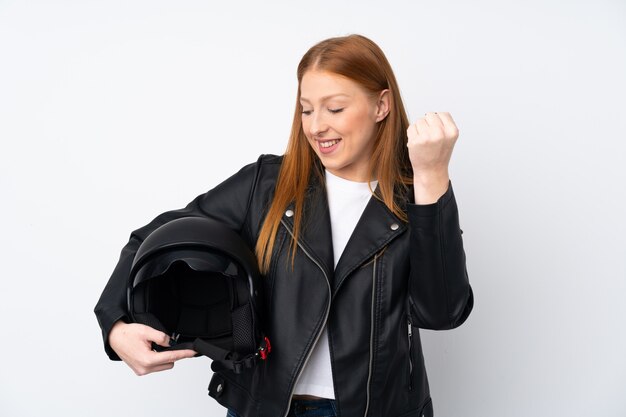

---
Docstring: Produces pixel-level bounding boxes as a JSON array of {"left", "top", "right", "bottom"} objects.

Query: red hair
[{"left": 256, "top": 34, "right": 412, "bottom": 273}]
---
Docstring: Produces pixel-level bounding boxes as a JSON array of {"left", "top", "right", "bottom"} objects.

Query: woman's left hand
[{"left": 406, "top": 111, "right": 459, "bottom": 204}]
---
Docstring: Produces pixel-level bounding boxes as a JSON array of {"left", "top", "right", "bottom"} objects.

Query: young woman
[{"left": 95, "top": 34, "right": 473, "bottom": 417}]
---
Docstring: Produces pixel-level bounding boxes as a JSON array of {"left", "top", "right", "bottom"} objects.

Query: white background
[{"left": 1, "top": 1, "right": 625, "bottom": 416}]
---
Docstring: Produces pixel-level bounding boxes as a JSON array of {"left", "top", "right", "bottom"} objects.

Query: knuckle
[{"left": 446, "top": 129, "right": 459, "bottom": 140}]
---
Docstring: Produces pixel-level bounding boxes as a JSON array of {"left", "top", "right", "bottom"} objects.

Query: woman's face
[{"left": 300, "top": 70, "right": 388, "bottom": 182}]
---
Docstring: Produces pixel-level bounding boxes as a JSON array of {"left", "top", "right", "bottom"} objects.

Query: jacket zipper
[
  {"left": 407, "top": 315, "right": 414, "bottom": 391},
  {"left": 363, "top": 253, "right": 379, "bottom": 417},
  {"left": 280, "top": 219, "right": 333, "bottom": 417}
]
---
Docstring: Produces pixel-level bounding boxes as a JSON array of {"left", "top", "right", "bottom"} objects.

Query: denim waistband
[
  {"left": 290, "top": 398, "right": 337, "bottom": 417},
  {"left": 227, "top": 398, "right": 337, "bottom": 417}
]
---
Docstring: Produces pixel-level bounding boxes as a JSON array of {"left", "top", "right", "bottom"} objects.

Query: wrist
[
  {"left": 109, "top": 320, "right": 128, "bottom": 343},
  {"left": 413, "top": 172, "right": 449, "bottom": 205}
]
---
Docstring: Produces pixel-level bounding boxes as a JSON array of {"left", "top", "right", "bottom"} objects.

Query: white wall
[{"left": 1, "top": 1, "right": 624, "bottom": 416}]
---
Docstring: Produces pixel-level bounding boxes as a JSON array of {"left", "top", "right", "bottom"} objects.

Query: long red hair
[{"left": 256, "top": 34, "right": 412, "bottom": 273}]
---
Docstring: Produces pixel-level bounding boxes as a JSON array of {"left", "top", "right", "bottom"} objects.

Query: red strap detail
[{"left": 259, "top": 337, "right": 272, "bottom": 360}]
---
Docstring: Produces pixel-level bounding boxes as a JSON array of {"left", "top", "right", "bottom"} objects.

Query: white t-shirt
[{"left": 292, "top": 169, "right": 378, "bottom": 399}]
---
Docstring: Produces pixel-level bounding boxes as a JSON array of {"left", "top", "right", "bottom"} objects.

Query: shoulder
[
  {"left": 258, "top": 153, "right": 283, "bottom": 165},
  {"left": 213, "top": 154, "right": 283, "bottom": 211},
  {"left": 238, "top": 154, "right": 283, "bottom": 174},
  {"left": 223, "top": 154, "right": 283, "bottom": 186},
  {"left": 256, "top": 153, "right": 283, "bottom": 176},
  {"left": 248, "top": 154, "right": 284, "bottom": 186},
  {"left": 188, "top": 154, "right": 284, "bottom": 235}
]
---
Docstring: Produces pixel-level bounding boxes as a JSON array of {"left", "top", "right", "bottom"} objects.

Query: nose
[{"left": 309, "top": 111, "right": 328, "bottom": 137}]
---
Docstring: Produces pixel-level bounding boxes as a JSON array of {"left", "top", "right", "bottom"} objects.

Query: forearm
[{"left": 407, "top": 181, "right": 473, "bottom": 329}]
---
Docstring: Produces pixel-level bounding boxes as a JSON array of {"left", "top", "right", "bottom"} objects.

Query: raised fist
[{"left": 406, "top": 112, "right": 459, "bottom": 203}]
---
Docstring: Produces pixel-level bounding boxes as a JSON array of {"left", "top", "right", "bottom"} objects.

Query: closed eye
[{"left": 301, "top": 108, "right": 343, "bottom": 115}]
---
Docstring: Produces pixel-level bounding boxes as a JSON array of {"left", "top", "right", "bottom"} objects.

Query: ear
[{"left": 374, "top": 89, "right": 391, "bottom": 122}]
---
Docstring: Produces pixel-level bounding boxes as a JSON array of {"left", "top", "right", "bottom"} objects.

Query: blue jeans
[{"left": 227, "top": 398, "right": 338, "bottom": 417}]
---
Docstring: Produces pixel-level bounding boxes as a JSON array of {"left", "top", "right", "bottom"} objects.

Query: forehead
[{"left": 300, "top": 70, "right": 364, "bottom": 102}]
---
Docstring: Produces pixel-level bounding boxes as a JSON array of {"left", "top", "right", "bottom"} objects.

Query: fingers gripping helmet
[{"left": 128, "top": 216, "right": 271, "bottom": 374}]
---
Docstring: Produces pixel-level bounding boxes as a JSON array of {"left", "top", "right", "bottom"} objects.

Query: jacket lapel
[
  {"left": 281, "top": 177, "right": 335, "bottom": 284},
  {"left": 281, "top": 175, "right": 408, "bottom": 294},
  {"left": 332, "top": 189, "right": 406, "bottom": 295}
]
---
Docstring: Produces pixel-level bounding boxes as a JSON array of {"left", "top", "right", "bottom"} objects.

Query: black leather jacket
[{"left": 94, "top": 154, "right": 473, "bottom": 417}]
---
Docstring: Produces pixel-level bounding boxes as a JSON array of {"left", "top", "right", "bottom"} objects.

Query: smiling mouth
[
  {"left": 316, "top": 138, "right": 342, "bottom": 155},
  {"left": 319, "top": 139, "right": 341, "bottom": 148}
]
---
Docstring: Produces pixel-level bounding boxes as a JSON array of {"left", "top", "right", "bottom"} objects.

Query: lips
[{"left": 317, "top": 138, "right": 341, "bottom": 154}]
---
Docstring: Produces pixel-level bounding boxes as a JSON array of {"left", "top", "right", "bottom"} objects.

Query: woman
[{"left": 95, "top": 34, "right": 473, "bottom": 417}]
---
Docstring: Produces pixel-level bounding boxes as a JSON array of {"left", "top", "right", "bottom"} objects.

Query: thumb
[{"left": 142, "top": 325, "right": 171, "bottom": 348}]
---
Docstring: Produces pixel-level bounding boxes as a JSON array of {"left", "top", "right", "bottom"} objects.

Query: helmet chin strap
[
  {"left": 136, "top": 311, "right": 272, "bottom": 374},
  {"left": 193, "top": 336, "right": 272, "bottom": 374}
]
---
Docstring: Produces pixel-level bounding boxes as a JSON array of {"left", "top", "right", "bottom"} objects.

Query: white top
[{"left": 292, "top": 169, "right": 378, "bottom": 399}]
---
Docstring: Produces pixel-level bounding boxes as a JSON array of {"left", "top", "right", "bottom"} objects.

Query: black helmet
[{"left": 127, "top": 216, "right": 271, "bottom": 374}]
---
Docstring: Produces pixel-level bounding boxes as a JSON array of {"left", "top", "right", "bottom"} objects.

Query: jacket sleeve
[
  {"left": 94, "top": 156, "right": 265, "bottom": 360},
  {"left": 406, "top": 181, "right": 474, "bottom": 330}
]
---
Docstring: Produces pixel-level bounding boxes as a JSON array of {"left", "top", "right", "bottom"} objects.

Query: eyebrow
[{"left": 299, "top": 93, "right": 351, "bottom": 103}]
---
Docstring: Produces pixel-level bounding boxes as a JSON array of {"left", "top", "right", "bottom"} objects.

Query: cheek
[
  {"left": 336, "top": 114, "right": 359, "bottom": 136},
  {"left": 343, "top": 112, "right": 374, "bottom": 141},
  {"left": 301, "top": 118, "right": 311, "bottom": 139}
]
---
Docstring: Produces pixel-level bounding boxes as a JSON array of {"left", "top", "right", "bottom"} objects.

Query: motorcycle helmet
[{"left": 127, "top": 216, "right": 271, "bottom": 374}]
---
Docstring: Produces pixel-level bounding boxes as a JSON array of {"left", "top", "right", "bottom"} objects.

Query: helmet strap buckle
[{"left": 258, "top": 336, "right": 272, "bottom": 360}]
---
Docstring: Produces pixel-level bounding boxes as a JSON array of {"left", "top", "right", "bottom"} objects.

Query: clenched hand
[{"left": 407, "top": 111, "right": 459, "bottom": 204}]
